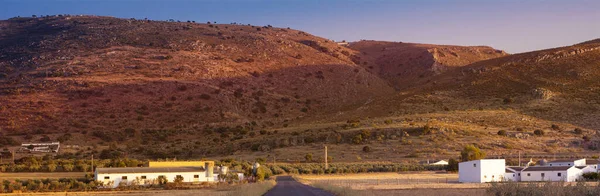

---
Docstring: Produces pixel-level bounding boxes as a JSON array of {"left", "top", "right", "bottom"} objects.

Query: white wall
[
  {"left": 548, "top": 159, "right": 585, "bottom": 167},
  {"left": 459, "top": 160, "right": 481, "bottom": 183},
  {"left": 504, "top": 172, "right": 518, "bottom": 182},
  {"left": 521, "top": 167, "right": 582, "bottom": 182},
  {"left": 459, "top": 159, "right": 505, "bottom": 183},
  {"left": 95, "top": 171, "right": 213, "bottom": 188}
]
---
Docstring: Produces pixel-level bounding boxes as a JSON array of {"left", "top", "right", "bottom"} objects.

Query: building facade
[
  {"left": 520, "top": 166, "right": 582, "bottom": 182},
  {"left": 95, "top": 167, "right": 213, "bottom": 188},
  {"left": 459, "top": 159, "right": 506, "bottom": 183}
]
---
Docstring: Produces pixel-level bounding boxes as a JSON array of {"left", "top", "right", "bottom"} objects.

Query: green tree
[
  {"left": 460, "top": 144, "right": 486, "bottom": 161},
  {"left": 447, "top": 158, "right": 459, "bottom": 172}
]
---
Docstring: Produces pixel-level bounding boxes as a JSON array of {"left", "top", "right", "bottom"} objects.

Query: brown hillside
[
  {"left": 0, "top": 15, "right": 395, "bottom": 134},
  {"left": 348, "top": 40, "right": 507, "bottom": 90}
]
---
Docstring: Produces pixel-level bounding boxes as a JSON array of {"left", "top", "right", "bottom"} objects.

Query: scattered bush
[
  {"left": 574, "top": 128, "right": 584, "bottom": 134},
  {"left": 534, "top": 129, "right": 545, "bottom": 136},
  {"left": 497, "top": 130, "right": 507, "bottom": 136},
  {"left": 362, "top": 146, "right": 371, "bottom": 153}
]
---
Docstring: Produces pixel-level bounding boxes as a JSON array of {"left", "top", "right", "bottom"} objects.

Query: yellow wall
[{"left": 148, "top": 161, "right": 215, "bottom": 168}]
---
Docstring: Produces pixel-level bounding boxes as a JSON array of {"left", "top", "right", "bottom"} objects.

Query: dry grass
[{"left": 0, "top": 181, "right": 277, "bottom": 196}]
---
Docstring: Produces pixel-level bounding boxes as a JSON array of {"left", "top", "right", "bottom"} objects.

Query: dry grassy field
[{"left": 0, "top": 172, "right": 86, "bottom": 180}]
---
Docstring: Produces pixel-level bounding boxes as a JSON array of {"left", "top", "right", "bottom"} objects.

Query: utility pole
[
  {"left": 91, "top": 154, "right": 94, "bottom": 174},
  {"left": 518, "top": 151, "right": 521, "bottom": 166},
  {"left": 11, "top": 150, "right": 14, "bottom": 164},
  {"left": 324, "top": 145, "right": 328, "bottom": 170},
  {"left": 273, "top": 156, "right": 276, "bottom": 166}
]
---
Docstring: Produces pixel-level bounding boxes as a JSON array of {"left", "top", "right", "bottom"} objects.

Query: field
[{"left": 0, "top": 172, "right": 86, "bottom": 180}]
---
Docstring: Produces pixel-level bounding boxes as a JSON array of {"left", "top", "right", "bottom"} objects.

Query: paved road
[{"left": 264, "top": 176, "right": 334, "bottom": 196}]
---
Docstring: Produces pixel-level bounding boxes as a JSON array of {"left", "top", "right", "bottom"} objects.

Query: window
[
  {"left": 568, "top": 164, "right": 571, "bottom": 166},
  {"left": 122, "top": 176, "right": 127, "bottom": 180},
  {"left": 484, "top": 175, "right": 487, "bottom": 178},
  {"left": 518, "top": 173, "right": 521, "bottom": 176},
  {"left": 194, "top": 175, "right": 199, "bottom": 178},
  {"left": 541, "top": 173, "right": 545, "bottom": 178},
  {"left": 558, "top": 173, "right": 562, "bottom": 177},
  {"left": 513, "top": 174, "right": 515, "bottom": 177},
  {"left": 550, "top": 164, "right": 553, "bottom": 166},
  {"left": 141, "top": 176, "right": 147, "bottom": 179},
  {"left": 473, "top": 163, "right": 477, "bottom": 167},
  {"left": 527, "top": 173, "right": 531, "bottom": 176},
  {"left": 104, "top": 176, "right": 110, "bottom": 180}
]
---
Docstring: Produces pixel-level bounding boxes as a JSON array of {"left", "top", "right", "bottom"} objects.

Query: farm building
[
  {"left": 420, "top": 160, "right": 449, "bottom": 165},
  {"left": 19, "top": 142, "right": 60, "bottom": 153},
  {"left": 520, "top": 166, "right": 582, "bottom": 182},
  {"left": 503, "top": 166, "right": 525, "bottom": 182},
  {"left": 458, "top": 159, "right": 506, "bottom": 183},
  {"left": 585, "top": 159, "right": 600, "bottom": 172},
  {"left": 95, "top": 167, "right": 214, "bottom": 188},
  {"left": 546, "top": 158, "right": 586, "bottom": 167},
  {"left": 576, "top": 165, "right": 597, "bottom": 173},
  {"left": 96, "top": 161, "right": 217, "bottom": 188}
]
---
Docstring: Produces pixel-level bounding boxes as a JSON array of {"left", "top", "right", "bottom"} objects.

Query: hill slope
[
  {"left": 349, "top": 41, "right": 507, "bottom": 90},
  {"left": 0, "top": 15, "right": 398, "bottom": 134}
]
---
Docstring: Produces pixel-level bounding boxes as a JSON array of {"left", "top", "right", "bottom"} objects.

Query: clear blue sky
[{"left": 2, "top": 0, "right": 599, "bottom": 53}]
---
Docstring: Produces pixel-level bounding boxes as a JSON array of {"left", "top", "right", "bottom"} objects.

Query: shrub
[
  {"left": 574, "top": 128, "right": 584, "bottom": 134},
  {"left": 352, "top": 134, "right": 363, "bottom": 144},
  {"left": 199, "top": 94, "right": 211, "bottom": 100},
  {"left": 383, "top": 119, "right": 393, "bottom": 124},
  {"left": 305, "top": 153, "right": 313, "bottom": 162},
  {"left": 497, "top": 130, "right": 507, "bottom": 136},
  {"left": 447, "top": 158, "right": 459, "bottom": 172},
  {"left": 551, "top": 124, "right": 560, "bottom": 130},
  {"left": 534, "top": 129, "right": 545, "bottom": 136},
  {"left": 362, "top": 146, "right": 371, "bottom": 153},
  {"left": 460, "top": 144, "right": 486, "bottom": 161},
  {"left": 158, "top": 175, "right": 168, "bottom": 185},
  {"left": 503, "top": 97, "right": 513, "bottom": 104}
]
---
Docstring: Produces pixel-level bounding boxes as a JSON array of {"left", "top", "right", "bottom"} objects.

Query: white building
[
  {"left": 420, "top": 160, "right": 449, "bottom": 166},
  {"left": 576, "top": 166, "right": 597, "bottom": 174},
  {"left": 95, "top": 167, "right": 213, "bottom": 188},
  {"left": 20, "top": 142, "right": 60, "bottom": 153},
  {"left": 504, "top": 166, "right": 525, "bottom": 182},
  {"left": 547, "top": 159, "right": 586, "bottom": 167},
  {"left": 585, "top": 159, "right": 600, "bottom": 172},
  {"left": 521, "top": 166, "right": 582, "bottom": 182},
  {"left": 459, "top": 159, "right": 506, "bottom": 183}
]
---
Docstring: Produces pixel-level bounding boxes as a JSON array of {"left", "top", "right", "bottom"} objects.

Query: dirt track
[{"left": 264, "top": 176, "right": 333, "bottom": 196}]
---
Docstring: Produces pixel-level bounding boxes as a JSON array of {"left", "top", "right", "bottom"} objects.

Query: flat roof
[
  {"left": 586, "top": 160, "right": 600, "bottom": 164},
  {"left": 96, "top": 167, "right": 205, "bottom": 174},
  {"left": 506, "top": 166, "right": 525, "bottom": 171},
  {"left": 548, "top": 159, "right": 584, "bottom": 163},
  {"left": 522, "top": 166, "right": 572, "bottom": 172}
]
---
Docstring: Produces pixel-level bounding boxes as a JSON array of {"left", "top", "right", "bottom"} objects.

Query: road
[{"left": 264, "top": 176, "right": 334, "bottom": 196}]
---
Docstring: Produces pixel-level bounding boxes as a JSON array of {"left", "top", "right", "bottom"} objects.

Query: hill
[
  {"left": 5, "top": 15, "right": 596, "bottom": 162},
  {"left": 348, "top": 40, "right": 507, "bottom": 90},
  {"left": 0, "top": 15, "right": 398, "bottom": 134}
]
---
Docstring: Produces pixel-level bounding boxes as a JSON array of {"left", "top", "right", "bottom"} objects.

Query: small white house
[
  {"left": 521, "top": 166, "right": 582, "bottom": 182},
  {"left": 576, "top": 166, "right": 597, "bottom": 174},
  {"left": 504, "top": 166, "right": 525, "bottom": 182},
  {"left": 459, "top": 159, "right": 506, "bottom": 183},
  {"left": 95, "top": 167, "right": 213, "bottom": 188},
  {"left": 420, "top": 160, "right": 449, "bottom": 166},
  {"left": 585, "top": 159, "right": 599, "bottom": 172},
  {"left": 547, "top": 159, "right": 586, "bottom": 167}
]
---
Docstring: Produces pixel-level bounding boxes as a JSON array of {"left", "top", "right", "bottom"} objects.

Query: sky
[{"left": 1, "top": 0, "right": 600, "bottom": 53}]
